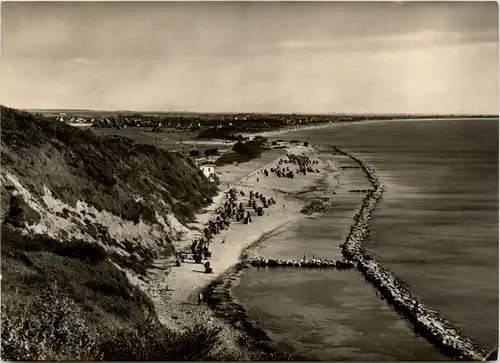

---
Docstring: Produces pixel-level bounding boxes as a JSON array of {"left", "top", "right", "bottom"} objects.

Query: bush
[
  {"left": 101, "top": 319, "right": 222, "bottom": 360},
  {"left": 232, "top": 137, "right": 268, "bottom": 156},
  {"left": 189, "top": 150, "right": 201, "bottom": 157},
  {"left": 233, "top": 141, "right": 255, "bottom": 156},
  {"left": 4, "top": 195, "right": 41, "bottom": 227},
  {"left": 1, "top": 282, "right": 104, "bottom": 361},
  {"left": 1, "top": 281, "right": 236, "bottom": 361},
  {"left": 214, "top": 137, "right": 270, "bottom": 166}
]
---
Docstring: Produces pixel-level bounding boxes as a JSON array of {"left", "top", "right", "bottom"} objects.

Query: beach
[{"left": 126, "top": 141, "right": 341, "bottom": 354}]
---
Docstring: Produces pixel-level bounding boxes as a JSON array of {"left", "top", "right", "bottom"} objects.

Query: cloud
[
  {"left": 74, "top": 58, "right": 95, "bottom": 66},
  {"left": 276, "top": 29, "right": 497, "bottom": 54}
]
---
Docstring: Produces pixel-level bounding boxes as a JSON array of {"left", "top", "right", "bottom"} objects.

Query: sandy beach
[
  {"left": 240, "top": 122, "right": 336, "bottom": 139},
  {"left": 130, "top": 142, "right": 340, "bottom": 346}
]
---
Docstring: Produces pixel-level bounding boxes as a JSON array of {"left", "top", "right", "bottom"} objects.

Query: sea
[{"left": 232, "top": 118, "right": 499, "bottom": 360}]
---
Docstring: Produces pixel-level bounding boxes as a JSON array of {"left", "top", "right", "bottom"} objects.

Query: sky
[{"left": 0, "top": 1, "right": 498, "bottom": 114}]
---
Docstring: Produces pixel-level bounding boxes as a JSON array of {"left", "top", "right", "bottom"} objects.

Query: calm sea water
[{"left": 232, "top": 119, "right": 498, "bottom": 360}]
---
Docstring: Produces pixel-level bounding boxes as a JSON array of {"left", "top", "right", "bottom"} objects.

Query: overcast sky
[{"left": 1, "top": 1, "right": 498, "bottom": 114}]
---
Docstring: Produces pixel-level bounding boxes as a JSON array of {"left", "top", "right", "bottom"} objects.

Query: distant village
[
  {"left": 46, "top": 112, "right": 357, "bottom": 132},
  {"left": 42, "top": 111, "right": 489, "bottom": 135}
]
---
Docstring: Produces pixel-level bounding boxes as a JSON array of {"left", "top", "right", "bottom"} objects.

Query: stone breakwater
[
  {"left": 333, "top": 146, "right": 488, "bottom": 361},
  {"left": 249, "top": 257, "right": 356, "bottom": 270}
]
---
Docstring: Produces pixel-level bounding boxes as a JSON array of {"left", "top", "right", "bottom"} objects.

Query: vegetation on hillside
[
  {"left": 1, "top": 106, "right": 217, "bottom": 225},
  {"left": 1, "top": 279, "right": 265, "bottom": 361}
]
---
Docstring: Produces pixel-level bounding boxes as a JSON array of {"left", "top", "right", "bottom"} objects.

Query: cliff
[{"left": 0, "top": 106, "right": 221, "bottom": 360}]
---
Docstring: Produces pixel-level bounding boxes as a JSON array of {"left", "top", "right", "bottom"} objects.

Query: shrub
[
  {"left": 189, "top": 150, "right": 201, "bottom": 157},
  {"left": 1, "top": 282, "right": 104, "bottom": 361},
  {"left": 4, "top": 195, "right": 41, "bottom": 227},
  {"left": 101, "top": 319, "right": 222, "bottom": 360},
  {"left": 232, "top": 141, "right": 255, "bottom": 156},
  {"left": 1, "top": 282, "right": 238, "bottom": 361},
  {"left": 232, "top": 137, "right": 268, "bottom": 156}
]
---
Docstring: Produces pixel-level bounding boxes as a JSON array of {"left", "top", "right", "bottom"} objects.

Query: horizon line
[{"left": 17, "top": 108, "right": 499, "bottom": 117}]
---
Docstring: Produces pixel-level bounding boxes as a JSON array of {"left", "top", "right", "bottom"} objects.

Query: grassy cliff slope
[{"left": 0, "top": 106, "right": 227, "bottom": 360}]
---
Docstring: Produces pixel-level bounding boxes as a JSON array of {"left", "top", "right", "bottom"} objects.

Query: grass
[{"left": 1, "top": 223, "right": 156, "bottom": 328}]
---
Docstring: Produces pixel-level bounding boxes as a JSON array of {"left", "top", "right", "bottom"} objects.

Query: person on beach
[
  {"left": 198, "top": 292, "right": 203, "bottom": 304},
  {"left": 303, "top": 253, "right": 307, "bottom": 261},
  {"left": 413, "top": 299, "right": 420, "bottom": 313}
]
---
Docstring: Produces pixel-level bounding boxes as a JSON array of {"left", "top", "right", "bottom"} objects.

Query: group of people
[
  {"left": 176, "top": 186, "right": 277, "bottom": 269},
  {"left": 247, "top": 190, "right": 276, "bottom": 216},
  {"left": 260, "top": 153, "right": 320, "bottom": 179}
]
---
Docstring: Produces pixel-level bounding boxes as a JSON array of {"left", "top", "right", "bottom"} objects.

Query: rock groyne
[
  {"left": 249, "top": 257, "right": 356, "bottom": 270},
  {"left": 333, "top": 146, "right": 487, "bottom": 361}
]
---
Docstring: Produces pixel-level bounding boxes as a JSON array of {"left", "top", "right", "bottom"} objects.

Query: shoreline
[
  {"left": 239, "top": 116, "right": 499, "bottom": 140},
  {"left": 200, "top": 220, "right": 315, "bottom": 360},
  {"left": 144, "top": 143, "right": 338, "bottom": 339},
  {"left": 194, "top": 147, "right": 347, "bottom": 359}
]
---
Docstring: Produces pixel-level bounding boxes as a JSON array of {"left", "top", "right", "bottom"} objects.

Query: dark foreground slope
[{"left": 0, "top": 106, "right": 236, "bottom": 360}]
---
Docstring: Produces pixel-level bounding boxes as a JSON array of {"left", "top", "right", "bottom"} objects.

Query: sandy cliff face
[{"left": 1, "top": 170, "right": 188, "bottom": 263}]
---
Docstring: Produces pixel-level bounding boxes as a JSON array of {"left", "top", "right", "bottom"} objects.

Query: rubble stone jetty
[
  {"left": 249, "top": 257, "right": 356, "bottom": 270},
  {"left": 333, "top": 146, "right": 488, "bottom": 361}
]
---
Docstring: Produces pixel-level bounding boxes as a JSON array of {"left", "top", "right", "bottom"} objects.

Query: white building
[{"left": 200, "top": 164, "right": 216, "bottom": 178}]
